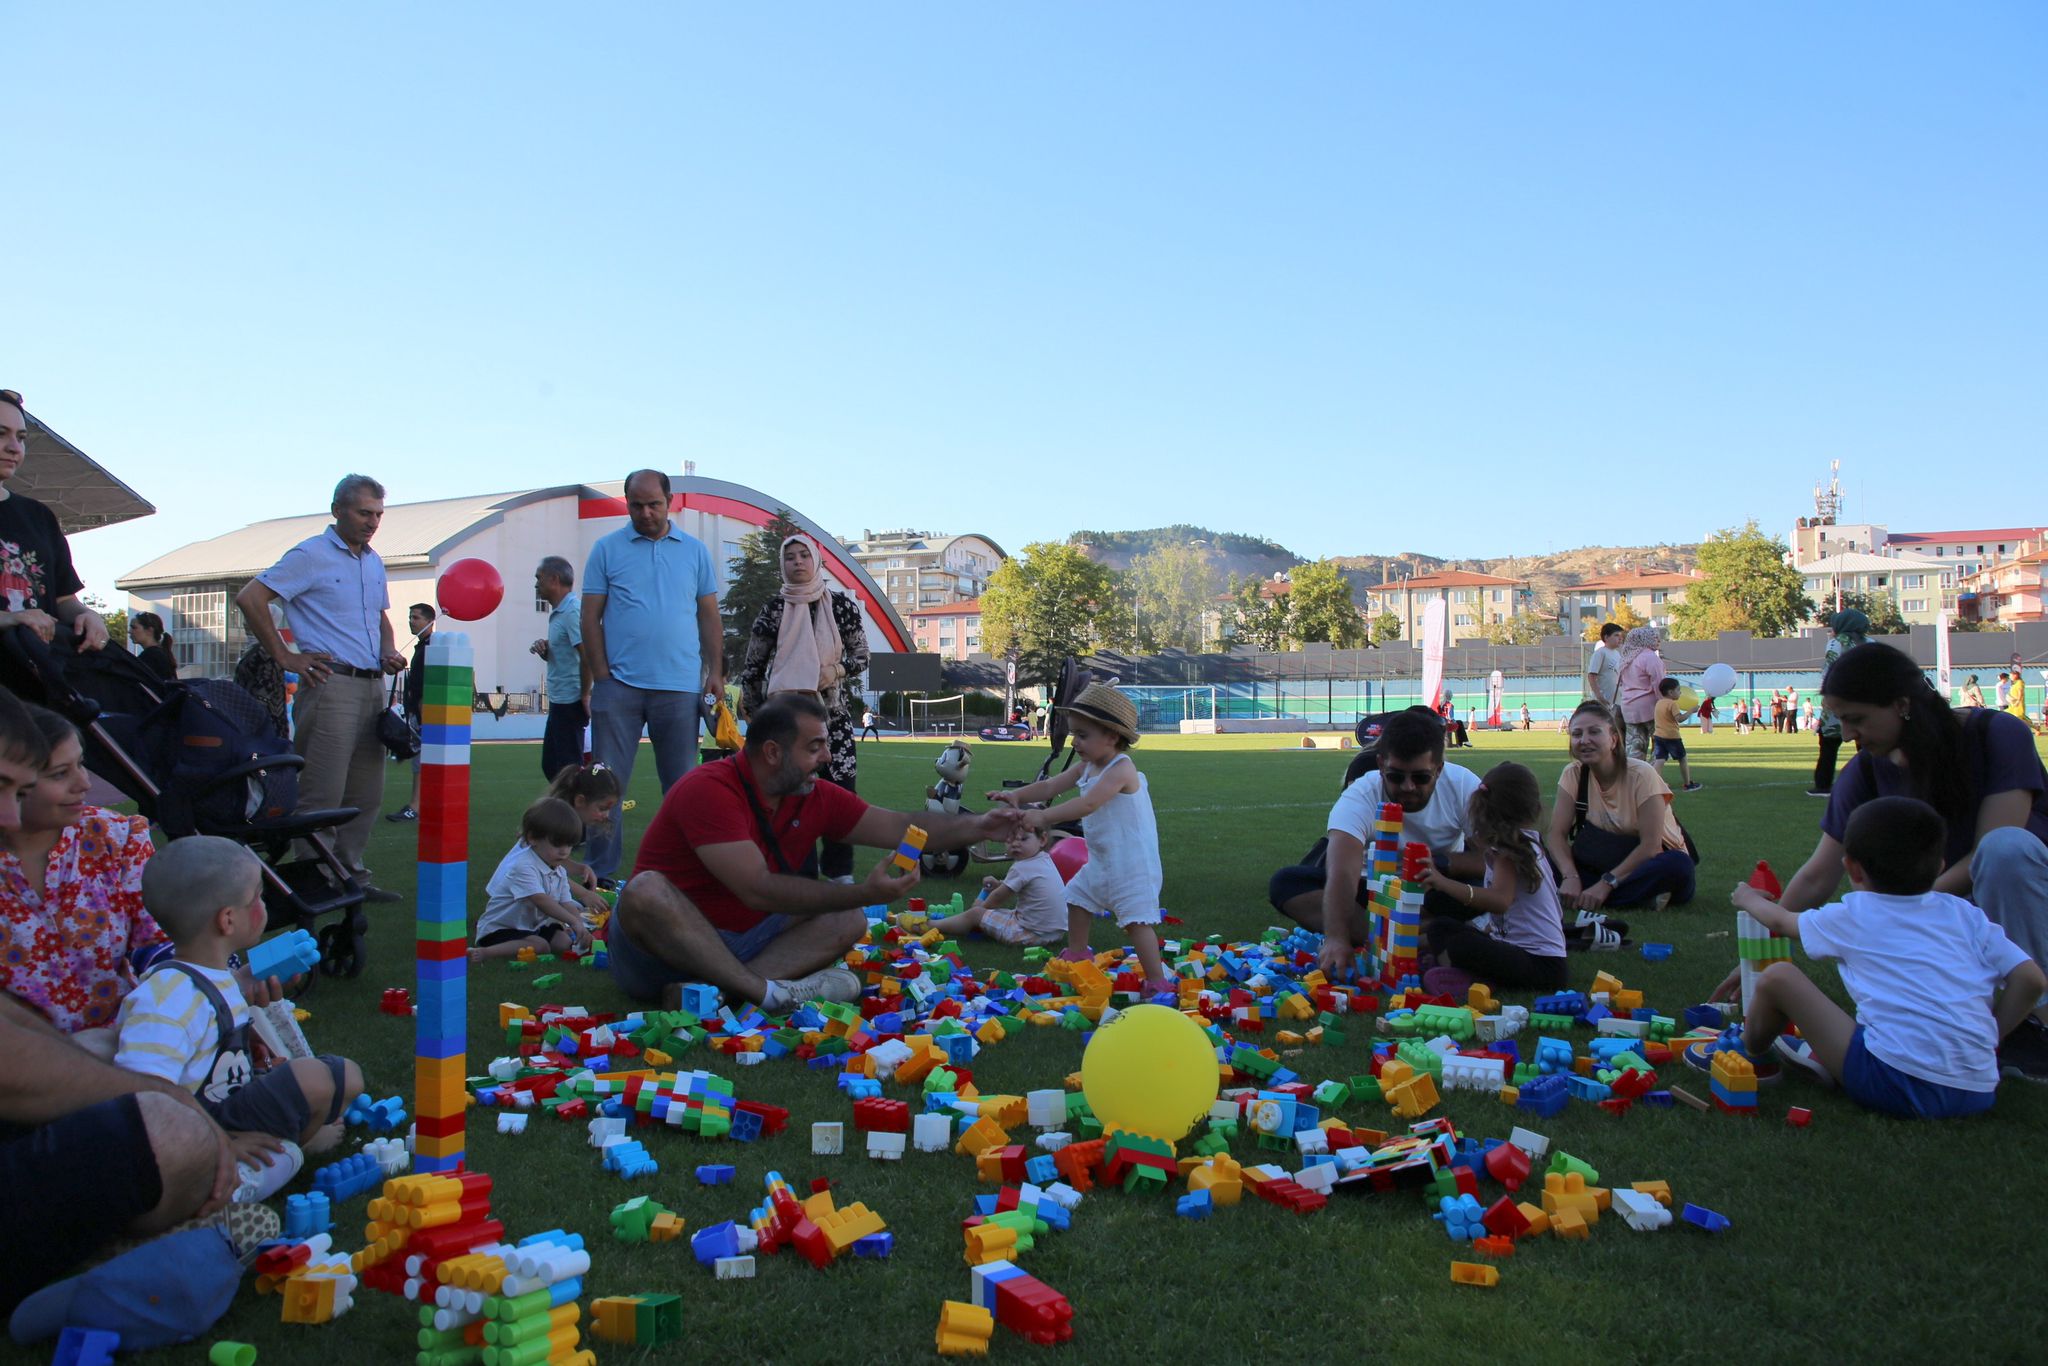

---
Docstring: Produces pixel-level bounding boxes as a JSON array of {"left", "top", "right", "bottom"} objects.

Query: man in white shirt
[
  {"left": 1267, "top": 710, "right": 1486, "bottom": 978},
  {"left": 1586, "top": 623, "right": 1623, "bottom": 708}
]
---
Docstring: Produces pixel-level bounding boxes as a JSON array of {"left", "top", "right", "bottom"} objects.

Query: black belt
[{"left": 327, "top": 664, "right": 382, "bottom": 679}]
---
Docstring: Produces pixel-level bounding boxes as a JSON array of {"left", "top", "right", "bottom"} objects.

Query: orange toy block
[
  {"left": 1541, "top": 1173, "right": 1601, "bottom": 1224},
  {"left": 648, "top": 1212, "right": 685, "bottom": 1242},
  {"left": 1631, "top": 1180, "right": 1674, "bottom": 1208},
  {"left": 955, "top": 1118, "right": 1009, "bottom": 1157},
  {"left": 1450, "top": 1261, "right": 1500, "bottom": 1288},
  {"left": 1551, "top": 1208, "right": 1590, "bottom": 1240},
  {"left": 1516, "top": 1201, "right": 1551, "bottom": 1237}
]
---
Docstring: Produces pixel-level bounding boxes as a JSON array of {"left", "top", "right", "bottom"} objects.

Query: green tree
[
  {"left": 720, "top": 509, "right": 805, "bottom": 678},
  {"left": 1669, "top": 522, "right": 1813, "bottom": 639},
  {"left": 1228, "top": 574, "right": 1294, "bottom": 651},
  {"left": 1816, "top": 591, "right": 1906, "bottom": 636},
  {"left": 1125, "top": 542, "right": 1219, "bottom": 653},
  {"left": 1370, "top": 611, "right": 1402, "bottom": 646},
  {"left": 82, "top": 592, "right": 127, "bottom": 649},
  {"left": 980, "top": 541, "right": 1130, "bottom": 687},
  {"left": 1483, "top": 612, "right": 1554, "bottom": 646},
  {"left": 1582, "top": 598, "right": 1648, "bottom": 642},
  {"left": 1287, "top": 560, "right": 1364, "bottom": 647}
]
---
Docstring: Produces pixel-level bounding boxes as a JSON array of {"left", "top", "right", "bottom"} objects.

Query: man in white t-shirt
[
  {"left": 1268, "top": 710, "right": 1485, "bottom": 977},
  {"left": 1586, "top": 623, "right": 1623, "bottom": 708}
]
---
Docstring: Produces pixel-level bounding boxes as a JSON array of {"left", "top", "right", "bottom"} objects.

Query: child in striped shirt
[{"left": 114, "top": 837, "right": 363, "bottom": 1166}]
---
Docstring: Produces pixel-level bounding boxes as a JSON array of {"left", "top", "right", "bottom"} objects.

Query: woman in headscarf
[
  {"left": 739, "top": 535, "right": 870, "bottom": 879},
  {"left": 1613, "top": 627, "right": 1666, "bottom": 762},
  {"left": 1809, "top": 607, "right": 1870, "bottom": 796}
]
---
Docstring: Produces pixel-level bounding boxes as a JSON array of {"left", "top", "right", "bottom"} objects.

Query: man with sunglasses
[{"left": 1269, "top": 708, "right": 1485, "bottom": 979}]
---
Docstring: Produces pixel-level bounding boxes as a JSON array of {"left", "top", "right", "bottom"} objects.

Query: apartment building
[
  {"left": 904, "top": 598, "right": 984, "bottom": 661},
  {"left": 1362, "top": 571, "right": 1531, "bottom": 644},
  {"left": 841, "top": 529, "right": 1005, "bottom": 618},
  {"left": 1556, "top": 570, "right": 1699, "bottom": 631}
]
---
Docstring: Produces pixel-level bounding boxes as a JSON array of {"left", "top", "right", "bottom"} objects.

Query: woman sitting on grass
[
  {"left": 1711, "top": 641, "right": 2048, "bottom": 1080},
  {"left": 1542, "top": 701, "right": 1696, "bottom": 922}
]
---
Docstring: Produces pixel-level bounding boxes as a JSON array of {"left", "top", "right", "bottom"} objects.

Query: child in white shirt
[
  {"left": 472, "top": 798, "right": 610, "bottom": 962},
  {"left": 1728, "top": 795, "right": 2045, "bottom": 1118},
  {"left": 933, "top": 827, "right": 1066, "bottom": 947},
  {"left": 115, "top": 836, "right": 363, "bottom": 1164},
  {"left": 1416, "top": 762, "right": 1569, "bottom": 990}
]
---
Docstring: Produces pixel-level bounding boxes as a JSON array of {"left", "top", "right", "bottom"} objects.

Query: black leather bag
[{"left": 377, "top": 674, "right": 421, "bottom": 761}]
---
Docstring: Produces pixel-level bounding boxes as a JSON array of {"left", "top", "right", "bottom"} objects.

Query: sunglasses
[{"left": 1381, "top": 767, "right": 1440, "bottom": 787}]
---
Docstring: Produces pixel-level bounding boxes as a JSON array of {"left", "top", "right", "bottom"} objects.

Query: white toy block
[
  {"left": 1026, "top": 1088, "right": 1067, "bottom": 1129},
  {"left": 1597, "top": 1016, "right": 1650, "bottom": 1039},
  {"left": 496, "top": 1113, "right": 528, "bottom": 1135},
  {"left": 488, "top": 1057, "right": 522, "bottom": 1081},
  {"left": 587, "top": 1025, "right": 616, "bottom": 1049},
  {"left": 1294, "top": 1163, "right": 1338, "bottom": 1194},
  {"left": 1035, "top": 1132, "right": 1073, "bottom": 1152},
  {"left": 1293, "top": 1129, "right": 1330, "bottom": 1156},
  {"left": 812, "top": 1122, "right": 844, "bottom": 1156},
  {"left": 866, "top": 1131, "right": 906, "bottom": 1160},
  {"left": 1508, "top": 1126, "right": 1550, "bottom": 1160},
  {"left": 1614, "top": 1188, "right": 1673, "bottom": 1231},
  {"left": 735, "top": 1052, "right": 766, "bottom": 1066},
  {"left": 1208, "top": 1099, "right": 1241, "bottom": 1123},
  {"left": 1243, "top": 1162, "right": 1289, "bottom": 1182},
  {"left": 587, "top": 1117, "right": 626, "bottom": 1148},
  {"left": 715, "top": 1255, "right": 757, "bottom": 1279},
  {"left": 912, "top": 1113, "right": 952, "bottom": 1153},
  {"left": 1040, "top": 1182, "right": 1083, "bottom": 1211},
  {"left": 868, "top": 1039, "right": 914, "bottom": 1080}
]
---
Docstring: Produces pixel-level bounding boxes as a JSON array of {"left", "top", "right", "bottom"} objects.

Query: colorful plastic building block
[
  {"left": 379, "top": 987, "right": 412, "bottom": 1016},
  {"left": 812, "top": 1121, "right": 845, "bottom": 1155},
  {"left": 891, "top": 825, "right": 929, "bottom": 876},
  {"left": 52, "top": 1329, "right": 120, "bottom": 1366},
  {"left": 1786, "top": 1106, "right": 1813, "bottom": 1128},
  {"left": 245, "top": 929, "right": 321, "bottom": 983},
  {"left": 1449, "top": 1261, "right": 1500, "bottom": 1288},
  {"left": 936, "top": 1299, "right": 996, "bottom": 1356},
  {"left": 1682, "top": 1202, "right": 1731, "bottom": 1233},
  {"left": 207, "top": 1345, "right": 257, "bottom": 1366}
]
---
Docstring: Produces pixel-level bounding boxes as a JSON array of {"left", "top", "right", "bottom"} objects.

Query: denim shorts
[
  {"left": 1651, "top": 736, "right": 1686, "bottom": 761},
  {"left": 608, "top": 901, "right": 793, "bottom": 1002},
  {"left": 1840, "top": 1026, "right": 1995, "bottom": 1120}
]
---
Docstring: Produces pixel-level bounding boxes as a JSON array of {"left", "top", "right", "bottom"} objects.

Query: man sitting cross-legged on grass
[
  {"left": 609, "top": 693, "right": 1025, "bottom": 1012},
  {"left": 1722, "top": 796, "right": 2045, "bottom": 1119}
]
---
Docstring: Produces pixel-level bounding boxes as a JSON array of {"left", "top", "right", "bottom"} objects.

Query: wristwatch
[{"left": 1599, "top": 872, "right": 1619, "bottom": 887}]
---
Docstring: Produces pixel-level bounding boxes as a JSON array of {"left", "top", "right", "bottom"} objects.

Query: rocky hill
[{"left": 1068, "top": 526, "right": 1696, "bottom": 611}]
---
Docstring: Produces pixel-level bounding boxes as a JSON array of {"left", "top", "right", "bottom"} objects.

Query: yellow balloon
[
  {"left": 1677, "top": 686, "right": 1700, "bottom": 709},
  {"left": 1080, "top": 1004, "right": 1219, "bottom": 1141}
]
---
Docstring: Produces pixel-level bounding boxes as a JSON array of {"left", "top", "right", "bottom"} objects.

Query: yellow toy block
[
  {"left": 802, "top": 1190, "right": 836, "bottom": 1221},
  {"left": 590, "top": 1297, "right": 641, "bottom": 1344},
  {"left": 975, "top": 1019, "right": 1006, "bottom": 1045},
  {"left": 964, "top": 1224, "right": 1018, "bottom": 1265},
  {"left": 978, "top": 1095, "right": 1027, "bottom": 1127},
  {"left": 1276, "top": 1030, "right": 1305, "bottom": 1047},
  {"left": 936, "top": 1300, "right": 995, "bottom": 1356},
  {"left": 1631, "top": 1180, "right": 1673, "bottom": 1208},
  {"left": 499, "top": 1003, "right": 531, "bottom": 1028},
  {"left": 1499, "top": 1085, "right": 1519, "bottom": 1105},
  {"left": 643, "top": 1048, "right": 673, "bottom": 1068},
  {"left": 1467, "top": 984, "right": 1499, "bottom": 1014},
  {"left": 648, "top": 1212, "right": 685, "bottom": 1242},
  {"left": 818, "top": 1202, "right": 884, "bottom": 1255},
  {"left": 1516, "top": 1201, "right": 1550, "bottom": 1236},
  {"left": 1590, "top": 971, "right": 1625, "bottom": 998},
  {"left": 1551, "top": 1208, "right": 1590, "bottom": 1240},
  {"left": 1613, "top": 989, "right": 1645, "bottom": 1013},
  {"left": 1386, "top": 1072, "right": 1440, "bottom": 1119},
  {"left": 1379, "top": 1059, "right": 1414, "bottom": 1089},
  {"left": 1712, "top": 1051, "right": 1759, "bottom": 1090},
  {"left": 955, "top": 1117, "right": 1009, "bottom": 1157},
  {"left": 1279, "top": 995, "right": 1316, "bottom": 1022},
  {"left": 1450, "top": 1261, "right": 1500, "bottom": 1287},
  {"left": 416, "top": 1055, "right": 467, "bottom": 1118},
  {"left": 1541, "top": 1172, "right": 1601, "bottom": 1224}
]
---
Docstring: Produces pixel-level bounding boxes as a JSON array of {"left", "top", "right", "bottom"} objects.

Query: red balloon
[
  {"left": 437, "top": 557, "right": 504, "bottom": 621},
  {"left": 1049, "top": 836, "right": 1090, "bottom": 883}
]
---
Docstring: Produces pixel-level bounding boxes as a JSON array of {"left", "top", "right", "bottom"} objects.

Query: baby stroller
[{"left": 3, "top": 627, "right": 373, "bottom": 983}]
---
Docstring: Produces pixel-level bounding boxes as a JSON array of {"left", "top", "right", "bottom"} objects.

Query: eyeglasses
[{"left": 1381, "top": 767, "right": 1439, "bottom": 787}]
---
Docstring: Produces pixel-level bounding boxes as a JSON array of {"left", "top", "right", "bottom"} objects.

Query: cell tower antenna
[{"left": 1813, "top": 460, "right": 1843, "bottom": 523}]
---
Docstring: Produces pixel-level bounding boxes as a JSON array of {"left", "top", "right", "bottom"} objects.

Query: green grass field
[{"left": 18, "top": 728, "right": 2048, "bottom": 1364}]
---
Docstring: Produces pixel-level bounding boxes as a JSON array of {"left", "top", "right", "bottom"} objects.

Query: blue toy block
[
  {"left": 1640, "top": 942, "right": 1673, "bottom": 962},
  {"left": 730, "top": 1110, "right": 763, "bottom": 1143},
  {"left": 696, "top": 1164, "right": 736, "bottom": 1186},
  {"left": 283, "top": 1191, "right": 333, "bottom": 1240},
  {"left": 1563, "top": 1074, "right": 1612, "bottom": 1103},
  {"left": 1582, "top": 1004, "right": 1612, "bottom": 1025},
  {"left": 1642, "top": 1090, "right": 1675, "bottom": 1107},
  {"left": 678, "top": 983, "right": 720, "bottom": 1017},
  {"left": 1025, "top": 1155, "right": 1058, "bottom": 1185},
  {"left": 415, "top": 860, "right": 466, "bottom": 909},
  {"left": 312, "top": 1152, "right": 383, "bottom": 1202},
  {"left": 1684, "top": 1004, "right": 1727, "bottom": 1030},
  {"left": 852, "top": 1233, "right": 895, "bottom": 1258},
  {"left": 940, "top": 1034, "right": 977, "bottom": 1065},
  {"left": 1532, "top": 990, "right": 1587, "bottom": 1019},
  {"left": 603, "top": 1140, "right": 658, "bottom": 1179},
  {"left": 1433, "top": 1193, "right": 1487, "bottom": 1241},
  {"left": 1682, "top": 1202, "right": 1731, "bottom": 1233},
  {"left": 1176, "top": 1190, "right": 1214, "bottom": 1220},
  {"left": 53, "top": 1327, "right": 120, "bottom": 1366},
  {"left": 1515, "top": 1074, "right": 1570, "bottom": 1119},
  {"left": 1038, "top": 1201, "right": 1071, "bottom": 1232},
  {"left": 972, "top": 1194, "right": 1000, "bottom": 1217},
  {"left": 1534, "top": 1037, "right": 1575, "bottom": 1074},
  {"left": 691, "top": 1220, "right": 742, "bottom": 1265},
  {"left": 245, "top": 928, "right": 321, "bottom": 982}
]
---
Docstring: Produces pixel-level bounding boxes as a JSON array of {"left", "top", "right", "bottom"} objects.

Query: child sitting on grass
[
  {"left": 114, "top": 836, "right": 364, "bottom": 1165},
  {"left": 990, "top": 684, "right": 1167, "bottom": 991},
  {"left": 1416, "top": 761, "right": 1569, "bottom": 990},
  {"left": 472, "top": 798, "right": 610, "bottom": 961},
  {"left": 932, "top": 826, "right": 1065, "bottom": 947},
  {"left": 545, "top": 761, "right": 623, "bottom": 889},
  {"left": 1725, "top": 795, "right": 2045, "bottom": 1118}
]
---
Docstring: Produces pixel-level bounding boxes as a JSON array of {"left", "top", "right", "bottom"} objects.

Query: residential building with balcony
[
  {"left": 1362, "top": 571, "right": 1531, "bottom": 644},
  {"left": 1556, "top": 570, "right": 1699, "bottom": 631},
  {"left": 841, "top": 529, "right": 1005, "bottom": 618},
  {"left": 1883, "top": 527, "right": 2048, "bottom": 580},
  {"left": 1800, "top": 550, "right": 1954, "bottom": 625},
  {"left": 1957, "top": 543, "right": 2048, "bottom": 626},
  {"left": 904, "top": 598, "right": 984, "bottom": 661}
]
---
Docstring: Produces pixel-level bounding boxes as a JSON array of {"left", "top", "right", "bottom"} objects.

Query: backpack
[{"left": 159, "top": 677, "right": 301, "bottom": 835}]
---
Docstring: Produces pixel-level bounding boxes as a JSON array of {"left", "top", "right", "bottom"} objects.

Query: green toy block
[
  {"left": 924, "top": 1069, "right": 959, "bottom": 1094},
  {"left": 1531, "top": 1012, "right": 1576, "bottom": 1031},
  {"left": 1208, "top": 1118, "right": 1239, "bottom": 1142},
  {"left": 1548, "top": 1151, "right": 1599, "bottom": 1183},
  {"left": 1192, "top": 1131, "right": 1229, "bottom": 1157},
  {"left": 1649, "top": 1015, "right": 1675, "bottom": 1042},
  {"left": 507, "top": 960, "right": 528, "bottom": 973},
  {"left": 1075, "top": 1115, "right": 1103, "bottom": 1140},
  {"left": 1121, "top": 1165, "right": 1170, "bottom": 1195},
  {"left": 1064, "top": 1092, "right": 1092, "bottom": 1120},
  {"left": 1312, "top": 1080, "right": 1351, "bottom": 1108},
  {"left": 532, "top": 973, "right": 561, "bottom": 989},
  {"left": 1349, "top": 1076, "right": 1383, "bottom": 1103}
]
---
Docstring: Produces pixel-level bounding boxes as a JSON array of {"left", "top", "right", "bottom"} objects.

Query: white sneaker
[
  {"left": 233, "top": 1139, "right": 304, "bottom": 1202},
  {"left": 769, "top": 965, "right": 862, "bottom": 1009},
  {"left": 1772, "top": 1035, "right": 1835, "bottom": 1088}
]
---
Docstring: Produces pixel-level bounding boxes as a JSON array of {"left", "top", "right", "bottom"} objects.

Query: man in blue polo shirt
[
  {"left": 581, "top": 469, "right": 725, "bottom": 879},
  {"left": 236, "top": 473, "right": 407, "bottom": 900},
  {"left": 531, "top": 554, "right": 584, "bottom": 780}
]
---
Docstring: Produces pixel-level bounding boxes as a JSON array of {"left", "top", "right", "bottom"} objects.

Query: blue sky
[{"left": 13, "top": 2, "right": 2045, "bottom": 599}]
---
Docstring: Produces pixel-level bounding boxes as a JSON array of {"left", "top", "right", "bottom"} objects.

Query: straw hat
[{"left": 1058, "top": 682, "right": 1139, "bottom": 745}]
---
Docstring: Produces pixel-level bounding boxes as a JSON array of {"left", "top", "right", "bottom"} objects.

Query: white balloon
[{"left": 1701, "top": 663, "right": 1738, "bottom": 697}]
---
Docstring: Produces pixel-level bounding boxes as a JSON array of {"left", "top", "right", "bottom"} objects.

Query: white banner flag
[
  {"left": 1935, "top": 611, "right": 1952, "bottom": 701},
  {"left": 1421, "top": 600, "right": 1448, "bottom": 712}
]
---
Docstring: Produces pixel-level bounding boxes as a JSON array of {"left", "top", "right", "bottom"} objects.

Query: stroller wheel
[
  {"left": 318, "top": 921, "right": 365, "bottom": 978},
  {"left": 921, "top": 849, "right": 969, "bottom": 878}
]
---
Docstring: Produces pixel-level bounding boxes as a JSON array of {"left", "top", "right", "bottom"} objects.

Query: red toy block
[
  {"left": 1481, "top": 1196, "right": 1531, "bottom": 1240},
  {"left": 1786, "top": 1106, "right": 1813, "bottom": 1128},
  {"left": 1598, "top": 1097, "right": 1634, "bottom": 1117},
  {"left": 736, "top": 1101, "right": 790, "bottom": 1136},
  {"left": 851, "top": 1098, "right": 909, "bottom": 1133},
  {"left": 1484, "top": 1142, "right": 1531, "bottom": 1191},
  {"left": 1473, "top": 1235, "right": 1516, "bottom": 1258},
  {"left": 381, "top": 988, "right": 412, "bottom": 1016}
]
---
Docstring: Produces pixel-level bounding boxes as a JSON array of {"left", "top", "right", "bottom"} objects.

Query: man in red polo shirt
[{"left": 610, "top": 694, "right": 1023, "bottom": 1010}]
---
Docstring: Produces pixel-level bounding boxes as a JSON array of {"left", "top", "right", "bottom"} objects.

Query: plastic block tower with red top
[
  {"left": 414, "top": 630, "right": 476, "bottom": 1173},
  {"left": 1738, "top": 860, "right": 1793, "bottom": 1016}
]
